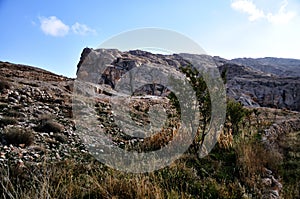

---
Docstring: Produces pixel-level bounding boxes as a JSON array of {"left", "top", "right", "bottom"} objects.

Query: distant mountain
[
  {"left": 230, "top": 57, "right": 300, "bottom": 77},
  {"left": 213, "top": 57, "right": 300, "bottom": 111}
]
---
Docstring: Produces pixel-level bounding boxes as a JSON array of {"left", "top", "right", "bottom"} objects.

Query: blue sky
[{"left": 0, "top": 0, "right": 299, "bottom": 77}]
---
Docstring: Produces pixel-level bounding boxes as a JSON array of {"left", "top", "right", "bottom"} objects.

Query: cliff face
[
  {"left": 218, "top": 63, "right": 300, "bottom": 111},
  {"left": 77, "top": 48, "right": 300, "bottom": 111},
  {"left": 76, "top": 48, "right": 191, "bottom": 96}
]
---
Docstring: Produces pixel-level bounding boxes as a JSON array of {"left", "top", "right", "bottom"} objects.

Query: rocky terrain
[
  {"left": 0, "top": 61, "right": 87, "bottom": 165},
  {"left": 78, "top": 48, "right": 300, "bottom": 112},
  {"left": 0, "top": 49, "right": 299, "bottom": 198},
  {"left": 217, "top": 58, "right": 300, "bottom": 111},
  {"left": 230, "top": 57, "right": 300, "bottom": 77}
]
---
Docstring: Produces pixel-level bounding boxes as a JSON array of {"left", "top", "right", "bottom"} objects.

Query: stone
[
  {"left": 33, "top": 153, "right": 40, "bottom": 158},
  {"left": 0, "top": 152, "right": 5, "bottom": 159},
  {"left": 17, "top": 159, "right": 25, "bottom": 168},
  {"left": 269, "top": 189, "right": 279, "bottom": 198},
  {"left": 77, "top": 48, "right": 300, "bottom": 111},
  {"left": 262, "top": 178, "right": 272, "bottom": 187}
]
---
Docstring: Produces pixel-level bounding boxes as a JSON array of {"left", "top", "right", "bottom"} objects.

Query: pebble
[
  {"left": 33, "top": 153, "right": 40, "bottom": 158},
  {"left": 262, "top": 178, "right": 272, "bottom": 186},
  {"left": 270, "top": 190, "right": 279, "bottom": 198},
  {"left": 17, "top": 159, "right": 25, "bottom": 168},
  {"left": 0, "top": 152, "right": 6, "bottom": 158}
]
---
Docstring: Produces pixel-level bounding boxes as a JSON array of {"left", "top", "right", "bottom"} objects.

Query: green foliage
[
  {"left": 221, "top": 68, "right": 227, "bottom": 84},
  {"left": 167, "top": 91, "right": 181, "bottom": 114},
  {"left": 167, "top": 65, "right": 211, "bottom": 152},
  {"left": 226, "top": 99, "right": 250, "bottom": 134}
]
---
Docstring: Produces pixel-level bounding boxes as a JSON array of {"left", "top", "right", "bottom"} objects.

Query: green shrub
[{"left": 226, "top": 99, "right": 250, "bottom": 134}]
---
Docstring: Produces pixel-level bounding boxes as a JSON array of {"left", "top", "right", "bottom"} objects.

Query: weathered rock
[
  {"left": 218, "top": 61, "right": 300, "bottom": 111},
  {"left": 77, "top": 48, "right": 300, "bottom": 111}
]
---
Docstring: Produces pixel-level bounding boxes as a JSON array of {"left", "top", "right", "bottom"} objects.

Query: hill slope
[{"left": 0, "top": 50, "right": 299, "bottom": 198}]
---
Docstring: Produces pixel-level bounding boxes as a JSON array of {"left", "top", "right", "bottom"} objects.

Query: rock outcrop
[
  {"left": 77, "top": 48, "right": 300, "bottom": 111},
  {"left": 231, "top": 57, "right": 300, "bottom": 77},
  {"left": 218, "top": 63, "right": 300, "bottom": 111}
]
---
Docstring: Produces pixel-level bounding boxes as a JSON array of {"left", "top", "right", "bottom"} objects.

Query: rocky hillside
[
  {"left": 0, "top": 61, "right": 87, "bottom": 165},
  {"left": 0, "top": 49, "right": 299, "bottom": 198}
]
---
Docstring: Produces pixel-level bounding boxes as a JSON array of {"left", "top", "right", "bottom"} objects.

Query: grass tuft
[{"left": 3, "top": 126, "right": 34, "bottom": 147}]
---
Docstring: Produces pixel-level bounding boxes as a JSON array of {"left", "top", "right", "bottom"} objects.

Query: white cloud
[
  {"left": 266, "top": 0, "right": 296, "bottom": 24},
  {"left": 231, "top": 0, "right": 264, "bottom": 21},
  {"left": 231, "top": 0, "right": 297, "bottom": 24},
  {"left": 71, "top": 22, "right": 97, "bottom": 35},
  {"left": 39, "top": 16, "right": 69, "bottom": 37}
]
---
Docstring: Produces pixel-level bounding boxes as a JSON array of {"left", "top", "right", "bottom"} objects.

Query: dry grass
[
  {"left": 0, "top": 78, "right": 11, "bottom": 92},
  {"left": 3, "top": 126, "right": 34, "bottom": 147},
  {"left": 0, "top": 117, "right": 17, "bottom": 128},
  {"left": 0, "top": 104, "right": 298, "bottom": 198},
  {"left": 0, "top": 152, "right": 247, "bottom": 199},
  {"left": 0, "top": 159, "right": 185, "bottom": 199},
  {"left": 236, "top": 139, "right": 283, "bottom": 192},
  {"left": 35, "top": 116, "right": 64, "bottom": 133}
]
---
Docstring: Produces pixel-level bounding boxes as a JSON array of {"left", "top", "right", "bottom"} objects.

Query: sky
[{"left": 0, "top": 0, "right": 300, "bottom": 77}]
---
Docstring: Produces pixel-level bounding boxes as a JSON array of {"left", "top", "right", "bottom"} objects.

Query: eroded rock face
[
  {"left": 76, "top": 48, "right": 191, "bottom": 96},
  {"left": 231, "top": 57, "right": 300, "bottom": 77},
  {"left": 77, "top": 48, "right": 300, "bottom": 111},
  {"left": 218, "top": 63, "right": 300, "bottom": 111}
]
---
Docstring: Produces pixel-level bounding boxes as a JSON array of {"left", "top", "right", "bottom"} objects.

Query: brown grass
[
  {"left": 0, "top": 159, "right": 168, "bottom": 199},
  {"left": 3, "top": 126, "right": 34, "bottom": 147},
  {"left": 0, "top": 153, "right": 246, "bottom": 199},
  {"left": 236, "top": 139, "right": 283, "bottom": 190},
  {"left": 0, "top": 116, "right": 17, "bottom": 127},
  {"left": 35, "top": 116, "right": 64, "bottom": 133},
  {"left": 0, "top": 78, "right": 11, "bottom": 92}
]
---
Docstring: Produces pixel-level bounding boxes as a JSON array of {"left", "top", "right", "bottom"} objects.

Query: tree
[
  {"left": 168, "top": 65, "right": 211, "bottom": 152},
  {"left": 226, "top": 99, "right": 248, "bottom": 134}
]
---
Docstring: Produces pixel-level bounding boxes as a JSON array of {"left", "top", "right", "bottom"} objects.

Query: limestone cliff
[{"left": 77, "top": 48, "right": 300, "bottom": 111}]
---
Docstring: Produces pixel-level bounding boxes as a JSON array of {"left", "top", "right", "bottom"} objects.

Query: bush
[
  {"left": 236, "top": 140, "right": 282, "bottom": 191},
  {"left": 3, "top": 126, "right": 34, "bottom": 146},
  {"left": 0, "top": 116, "right": 17, "bottom": 127},
  {"left": 226, "top": 99, "right": 250, "bottom": 134},
  {"left": 35, "top": 116, "right": 64, "bottom": 133},
  {"left": 0, "top": 78, "right": 10, "bottom": 92},
  {"left": 3, "top": 109, "right": 24, "bottom": 118}
]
